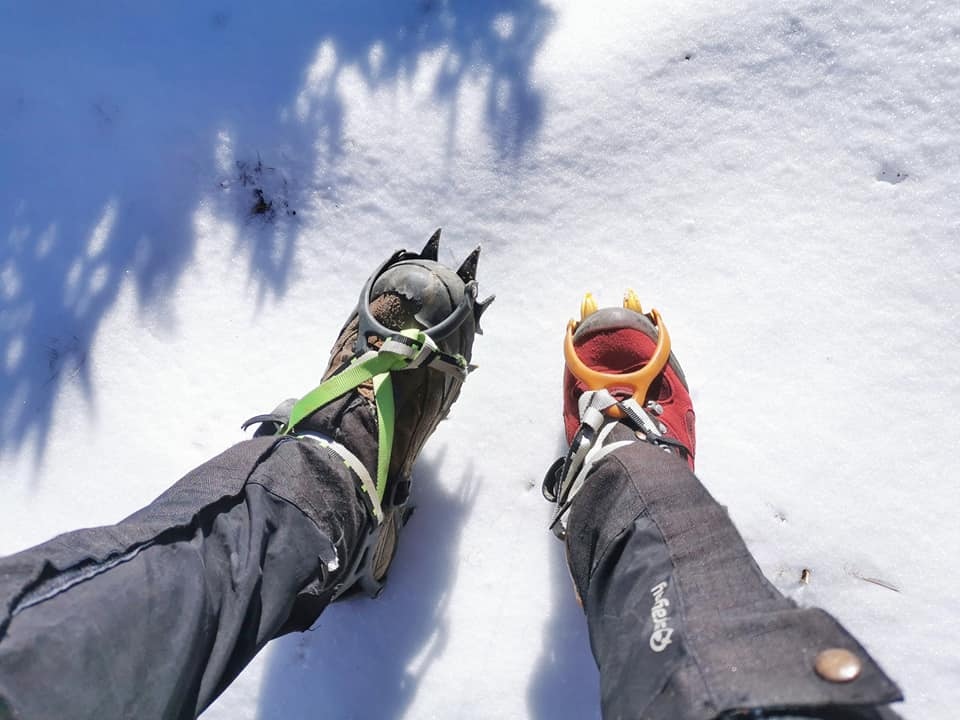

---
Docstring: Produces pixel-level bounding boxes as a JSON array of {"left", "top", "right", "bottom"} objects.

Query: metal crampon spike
[
  {"left": 623, "top": 288, "right": 643, "bottom": 313},
  {"left": 420, "top": 228, "right": 441, "bottom": 260},
  {"left": 456, "top": 246, "right": 481, "bottom": 283},
  {"left": 580, "top": 292, "right": 599, "bottom": 321},
  {"left": 474, "top": 294, "right": 495, "bottom": 335}
]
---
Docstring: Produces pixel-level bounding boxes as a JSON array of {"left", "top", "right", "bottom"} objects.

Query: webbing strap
[
  {"left": 372, "top": 372, "right": 394, "bottom": 500},
  {"left": 549, "top": 393, "right": 651, "bottom": 538},
  {"left": 281, "top": 329, "right": 427, "bottom": 521},
  {"left": 566, "top": 436, "right": 634, "bottom": 509},
  {"left": 549, "top": 418, "right": 635, "bottom": 538},
  {"left": 298, "top": 432, "right": 384, "bottom": 524},
  {"left": 283, "top": 328, "right": 429, "bottom": 432},
  {"left": 284, "top": 351, "right": 401, "bottom": 433}
]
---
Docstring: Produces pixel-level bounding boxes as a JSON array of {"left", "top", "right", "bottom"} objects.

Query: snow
[{"left": 2, "top": 1, "right": 959, "bottom": 718}]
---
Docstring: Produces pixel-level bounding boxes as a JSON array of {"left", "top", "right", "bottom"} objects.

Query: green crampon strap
[
  {"left": 372, "top": 372, "right": 394, "bottom": 500},
  {"left": 282, "top": 328, "right": 425, "bottom": 513},
  {"left": 283, "top": 352, "right": 402, "bottom": 432}
]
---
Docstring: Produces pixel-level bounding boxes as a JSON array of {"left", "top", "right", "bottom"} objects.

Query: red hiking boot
[
  {"left": 545, "top": 291, "right": 695, "bottom": 538},
  {"left": 562, "top": 292, "right": 695, "bottom": 468}
]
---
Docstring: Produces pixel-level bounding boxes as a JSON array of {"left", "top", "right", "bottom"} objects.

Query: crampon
[
  {"left": 543, "top": 290, "right": 694, "bottom": 540},
  {"left": 244, "top": 230, "right": 493, "bottom": 598}
]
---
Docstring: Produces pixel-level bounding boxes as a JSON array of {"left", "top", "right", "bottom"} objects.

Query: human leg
[
  {"left": 0, "top": 436, "right": 359, "bottom": 719},
  {"left": 0, "top": 231, "right": 491, "bottom": 719},
  {"left": 545, "top": 295, "right": 902, "bottom": 720}
]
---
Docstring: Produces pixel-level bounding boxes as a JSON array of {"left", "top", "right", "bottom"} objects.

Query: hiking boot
[
  {"left": 544, "top": 291, "right": 694, "bottom": 538},
  {"left": 244, "top": 229, "right": 493, "bottom": 597}
]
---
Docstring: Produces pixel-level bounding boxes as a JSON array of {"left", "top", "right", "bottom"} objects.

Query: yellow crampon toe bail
[
  {"left": 580, "top": 292, "right": 599, "bottom": 320},
  {"left": 623, "top": 288, "right": 643, "bottom": 313},
  {"left": 564, "top": 290, "right": 671, "bottom": 419}
]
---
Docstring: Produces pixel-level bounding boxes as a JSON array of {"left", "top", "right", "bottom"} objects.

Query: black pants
[
  {"left": 0, "top": 434, "right": 901, "bottom": 719},
  {"left": 564, "top": 428, "right": 902, "bottom": 719},
  {"left": 0, "top": 437, "right": 365, "bottom": 719}
]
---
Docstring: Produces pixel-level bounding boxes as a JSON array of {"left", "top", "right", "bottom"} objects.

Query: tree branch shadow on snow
[
  {"left": 292, "top": 0, "right": 553, "bottom": 163},
  {"left": 253, "top": 451, "right": 477, "bottom": 720},
  {"left": 526, "top": 435, "right": 602, "bottom": 720},
  {"left": 0, "top": 0, "right": 553, "bottom": 462}
]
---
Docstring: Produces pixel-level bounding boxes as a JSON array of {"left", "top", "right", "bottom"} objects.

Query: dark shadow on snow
[
  {"left": 526, "top": 434, "right": 602, "bottom": 720},
  {"left": 0, "top": 0, "right": 553, "bottom": 461},
  {"left": 526, "top": 541, "right": 602, "bottom": 720},
  {"left": 293, "top": 0, "right": 552, "bottom": 162},
  {"left": 254, "top": 451, "right": 478, "bottom": 720}
]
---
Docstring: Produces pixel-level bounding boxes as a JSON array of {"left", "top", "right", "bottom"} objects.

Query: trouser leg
[
  {"left": 564, "top": 434, "right": 902, "bottom": 720},
  {"left": 0, "top": 436, "right": 367, "bottom": 720}
]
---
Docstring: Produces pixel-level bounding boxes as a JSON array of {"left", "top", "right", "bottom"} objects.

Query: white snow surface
[{"left": 2, "top": 1, "right": 958, "bottom": 718}]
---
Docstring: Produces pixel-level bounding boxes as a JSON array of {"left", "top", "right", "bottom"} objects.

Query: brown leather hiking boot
[{"left": 244, "top": 229, "right": 492, "bottom": 597}]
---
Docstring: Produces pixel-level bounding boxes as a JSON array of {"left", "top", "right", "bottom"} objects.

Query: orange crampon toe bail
[{"left": 563, "top": 289, "right": 672, "bottom": 419}]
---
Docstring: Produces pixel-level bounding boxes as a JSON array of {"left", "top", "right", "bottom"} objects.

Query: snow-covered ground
[{"left": 2, "top": 1, "right": 958, "bottom": 718}]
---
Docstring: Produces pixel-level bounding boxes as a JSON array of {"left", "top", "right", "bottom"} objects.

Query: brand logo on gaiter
[{"left": 649, "top": 581, "right": 674, "bottom": 652}]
